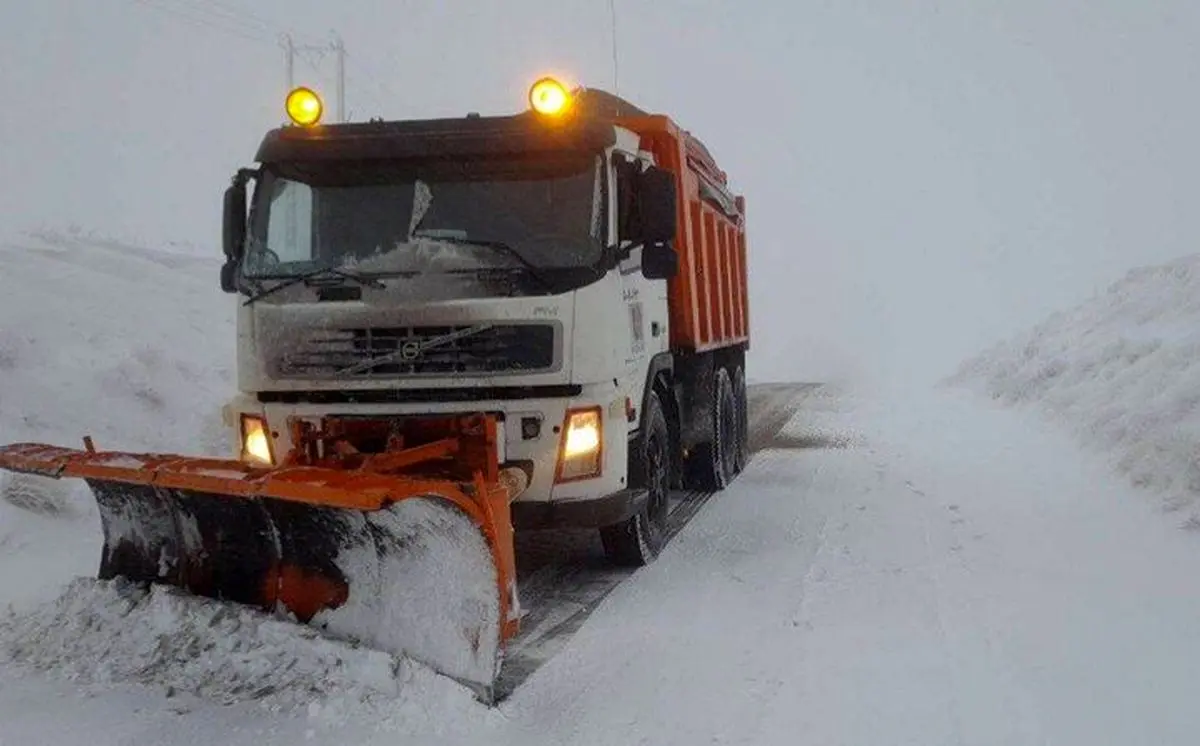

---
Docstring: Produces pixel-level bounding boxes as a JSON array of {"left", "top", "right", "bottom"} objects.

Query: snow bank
[
  {"left": 0, "top": 578, "right": 400, "bottom": 711},
  {"left": 0, "top": 228, "right": 233, "bottom": 457},
  {"left": 0, "top": 229, "right": 233, "bottom": 605},
  {"left": 0, "top": 470, "right": 78, "bottom": 516},
  {"left": 947, "top": 253, "right": 1200, "bottom": 518},
  {"left": 0, "top": 489, "right": 99, "bottom": 613},
  {"left": 0, "top": 576, "right": 489, "bottom": 731}
]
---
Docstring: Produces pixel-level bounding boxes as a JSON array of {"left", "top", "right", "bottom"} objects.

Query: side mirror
[
  {"left": 641, "top": 242, "right": 678, "bottom": 280},
  {"left": 219, "top": 260, "right": 239, "bottom": 293},
  {"left": 223, "top": 179, "right": 247, "bottom": 261},
  {"left": 222, "top": 169, "right": 257, "bottom": 295},
  {"left": 636, "top": 166, "right": 677, "bottom": 244}
]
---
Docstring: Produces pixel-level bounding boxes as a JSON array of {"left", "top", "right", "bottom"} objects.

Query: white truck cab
[{"left": 218, "top": 80, "right": 750, "bottom": 566}]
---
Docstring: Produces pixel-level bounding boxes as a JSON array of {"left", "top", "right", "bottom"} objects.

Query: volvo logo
[{"left": 400, "top": 340, "right": 422, "bottom": 361}]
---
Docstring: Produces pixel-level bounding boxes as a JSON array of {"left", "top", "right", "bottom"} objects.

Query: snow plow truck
[{"left": 0, "top": 76, "right": 751, "bottom": 698}]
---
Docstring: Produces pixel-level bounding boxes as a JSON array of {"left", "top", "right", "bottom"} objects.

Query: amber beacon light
[
  {"left": 528, "top": 76, "right": 572, "bottom": 117},
  {"left": 285, "top": 86, "right": 324, "bottom": 127}
]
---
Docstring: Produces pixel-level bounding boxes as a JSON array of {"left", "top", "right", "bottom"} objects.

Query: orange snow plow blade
[{"left": 0, "top": 414, "right": 523, "bottom": 699}]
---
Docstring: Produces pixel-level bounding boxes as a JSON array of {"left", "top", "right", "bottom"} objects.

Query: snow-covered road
[
  {"left": 784, "top": 385, "right": 1200, "bottom": 746},
  {"left": 5, "top": 380, "right": 1200, "bottom": 745},
  {"left": 496, "top": 383, "right": 1200, "bottom": 746}
]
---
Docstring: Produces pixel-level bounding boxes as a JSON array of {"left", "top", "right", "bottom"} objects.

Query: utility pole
[
  {"left": 282, "top": 33, "right": 295, "bottom": 90},
  {"left": 280, "top": 33, "right": 298, "bottom": 249},
  {"left": 280, "top": 32, "right": 346, "bottom": 123},
  {"left": 332, "top": 34, "right": 346, "bottom": 123}
]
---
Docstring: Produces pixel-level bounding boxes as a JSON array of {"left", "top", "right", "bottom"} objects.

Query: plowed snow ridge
[
  {"left": 949, "top": 253, "right": 1200, "bottom": 519},
  {"left": 0, "top": 577, "right": 413, "bottom": 712}
]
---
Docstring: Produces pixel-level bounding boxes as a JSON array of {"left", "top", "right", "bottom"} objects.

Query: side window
[
  {"left": 592, "top": 155, "right": 606, "bottom": 243},
  {"left": 267, "top": 180, "right": 314, "bottom": 264},
  {"left": 613, "top": 152, "right": 643, "bottom": 274}
]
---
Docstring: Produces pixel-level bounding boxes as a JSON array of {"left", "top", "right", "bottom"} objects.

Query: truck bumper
[{"left": 511, "top": 487, "right": 648, "bottom": 530}]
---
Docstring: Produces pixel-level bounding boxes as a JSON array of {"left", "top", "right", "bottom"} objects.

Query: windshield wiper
[
  {"left": 412, "top": 234, "right": 554, "bottom": 291},
  {"left": 242, "top": 266, "right": 386, "bottom": 306}
]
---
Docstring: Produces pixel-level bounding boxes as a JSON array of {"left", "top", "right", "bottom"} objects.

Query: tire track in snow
[
  {"left": 872, "top": 437, "right": 1050, "bottom": 745},
  {"left": 496, "top": 383, "right": 819, "bottom": 702},
  {"left": 743, "top": 403, "right": 978, "bottom": 745},
  {"left": 734, "top": 448, "right": 834, "bottom": 746},
  {"left": 499, "top": 387, "right": 836, "bottom": 744},
  {"left": 916, "top": 479, "right": 969, "bottom": 746},
  {"left": 928, "top": 499, "right": 1051, "bottom": 745}
]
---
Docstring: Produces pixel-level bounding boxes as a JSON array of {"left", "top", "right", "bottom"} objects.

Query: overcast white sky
[{"left": 2, "top": 1, "right": 1197, "bottom": 385}]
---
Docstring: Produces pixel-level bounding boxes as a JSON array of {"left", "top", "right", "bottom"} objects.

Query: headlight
[
  {"left": 240, "top": 414, "right": 274, "bottom": 465},
  {"left": 556, "top": 407, "right": 602, "bottom": 482}
]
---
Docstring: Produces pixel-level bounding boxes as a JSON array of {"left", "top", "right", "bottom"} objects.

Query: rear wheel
[
  {"left": 731, "top": 364, "right": 749, "bottom": 473},
  {"left": 601, "top": 389, "right": 672, "bottom": 566},
  {"left": 686, "top": 366, "right": 737, "bottom": 491}
]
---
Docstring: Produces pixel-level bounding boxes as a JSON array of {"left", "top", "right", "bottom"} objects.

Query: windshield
[{"left": 241, "top": 154, "right": 606, "bottom": 284}]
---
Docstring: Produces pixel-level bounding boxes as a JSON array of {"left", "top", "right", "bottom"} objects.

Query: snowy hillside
[
  {"left": 0, "top": 228, "right": 234, "bottom": 454},
  {"left": 948, "top": 252, "right": 1200, "bottom": 521},
  {"left": 0, "top": 230, "right": 239, "bottom": 611}
]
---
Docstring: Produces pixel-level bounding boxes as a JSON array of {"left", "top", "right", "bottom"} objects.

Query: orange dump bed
[{"left": 620, "top": 115, "right": 749, "bottom": 354}]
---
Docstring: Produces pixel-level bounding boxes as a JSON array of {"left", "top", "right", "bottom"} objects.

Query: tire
[
  {"left": 686, "top": 366, "right": 737, "bottom": 491},
  {"left": 731, "top": 364, "right": 749, "bottom": 474},
  {"left": 600, "top": 389, "right": 672, "bottom": 566}
]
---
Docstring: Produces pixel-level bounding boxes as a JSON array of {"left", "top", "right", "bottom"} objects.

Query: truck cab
[{"left": 218, "top": 79, "right": 750, "bottom": 566}]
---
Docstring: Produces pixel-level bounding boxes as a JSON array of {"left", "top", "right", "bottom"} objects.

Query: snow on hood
[{"left": 341, "top": 236, "right": 520, "bottom": 276}]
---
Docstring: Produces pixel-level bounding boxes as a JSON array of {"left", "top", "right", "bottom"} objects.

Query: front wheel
[{"left": 601, "top": 389, "right": 672, "bottom": 566}]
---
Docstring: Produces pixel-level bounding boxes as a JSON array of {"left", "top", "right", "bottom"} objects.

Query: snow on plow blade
[{"left": 0, "top": 415, "right": 522, "bottom": 700}]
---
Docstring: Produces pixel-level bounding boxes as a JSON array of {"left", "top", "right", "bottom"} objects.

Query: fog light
[
  {"left": 521, "top": 416, "right": 542, "bottom": 440},
  {"left": 240, "top": 414, "right": 274, "bottom": 465}
]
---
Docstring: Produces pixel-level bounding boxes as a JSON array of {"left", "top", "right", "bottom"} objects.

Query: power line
[
  {"left": 131, "top": 0, "right": 273, "bottom": 45},
  {"left": 281, "top": 33, "right": 347, "bottom": 122},
  {"left": 129, "top": 0, "right": 402, "bottom": 122},
  {"left": 166, "top": 0, "right": 273, "bottom": 37},
  {"left": 137, "top": 0, "right": 327, "bottom": 48},
  {"left": 192, "top": 0, "right": 278, "bottom": 35},
  {"left": 343, "top": 49, "right": 402, "bottom": 114}
]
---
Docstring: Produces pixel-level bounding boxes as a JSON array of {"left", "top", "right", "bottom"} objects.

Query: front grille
[{"left": 275, "top": 323, "right": 557, "bottom": 378}]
